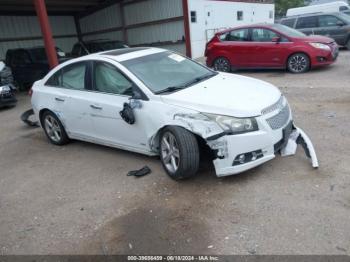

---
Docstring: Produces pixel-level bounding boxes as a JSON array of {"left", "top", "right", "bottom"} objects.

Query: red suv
[{"left": 205, "top": 24, "right": 339, "bottom": 73}]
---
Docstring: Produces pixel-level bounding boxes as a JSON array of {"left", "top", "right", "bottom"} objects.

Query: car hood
[
  {"left": 161, "top": 73, "right": 281, "bottom": 118},
  {"left": 297, "top": 35, "right": 335, "bottom": 44}
]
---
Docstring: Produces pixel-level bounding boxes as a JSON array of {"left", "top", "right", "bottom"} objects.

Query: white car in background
[{"left": 31, "top": 47, "right": 318, "bottom": 180}]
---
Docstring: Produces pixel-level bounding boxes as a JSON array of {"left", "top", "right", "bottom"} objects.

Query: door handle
[
  {"left": 90, "top": 105, "right": 103, "bottom": 110},
  {"left": 55, "top": 97, "right": 65, "bottom": 102}
]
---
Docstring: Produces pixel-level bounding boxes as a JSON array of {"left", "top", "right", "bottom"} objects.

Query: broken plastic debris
[
  {"left": 127, "top": 166, "right": 151, "bottom": 177},
  {"left": 281, "top": 127, "right": 319, "bottom": 168}
]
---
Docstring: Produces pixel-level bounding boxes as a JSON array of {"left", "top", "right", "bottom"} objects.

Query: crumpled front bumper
[{"left": 209, "top": 122, "right": 318, "bottom": 177}]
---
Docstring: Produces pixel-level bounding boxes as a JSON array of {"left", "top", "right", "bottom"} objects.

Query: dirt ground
[{"left": 0, "top": 51, "right": 349, "bottom": 255}]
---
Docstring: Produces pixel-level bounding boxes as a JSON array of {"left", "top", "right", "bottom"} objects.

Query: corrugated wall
[
  {"left": 80, "top": 4, "right": 123, "bottom": 36},
  {"left": 0, "top": 16, "right": 78, "bottom": 60},
  {"left": 79, "top": 0, "right": 185, "bottom": 54}
]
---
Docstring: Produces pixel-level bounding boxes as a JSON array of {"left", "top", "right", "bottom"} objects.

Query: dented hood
[{"left": 161, "top": 72, "right": 281, "bottom": 118}]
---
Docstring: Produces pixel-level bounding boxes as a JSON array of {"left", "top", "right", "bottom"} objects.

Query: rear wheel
[
  {"left": 213, "top": 57, "right": 231, "bottom": 72},
  {"left": 287, "top": 53, "right": 310, "bottom": 74},
  {"left": 160, "top": 126, "right": 199, "bottom": 180},
  {"left": 42, "top": 111, "right": 69, "bottom": 145}
]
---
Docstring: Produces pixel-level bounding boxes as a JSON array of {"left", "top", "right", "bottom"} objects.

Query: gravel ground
[{"left": 0, "top": 50, "right": 349, "bottom": 255}]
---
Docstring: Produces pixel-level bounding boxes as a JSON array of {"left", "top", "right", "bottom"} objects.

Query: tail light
[{"left": 28, "top": 88, "right": 33, "bottom": 97}]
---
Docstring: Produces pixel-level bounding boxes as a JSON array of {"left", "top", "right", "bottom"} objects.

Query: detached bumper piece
[
  {"left": 281, "top": 125, "right": 319, "bottom": 168},
  {"left": 21, "top": 109, "right": 39, "bottom": 127}
]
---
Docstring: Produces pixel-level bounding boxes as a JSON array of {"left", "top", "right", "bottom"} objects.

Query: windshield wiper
[
  {"left": 155, "top": 72, "right": 218, "bottom": 95},
  {"left": 182, "top": 72, "right": 218, "bottom": 88},
  {"left": 154, "top": 86, "right": 186, "bottom": 94}
]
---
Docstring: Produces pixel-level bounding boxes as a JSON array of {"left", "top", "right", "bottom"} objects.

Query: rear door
[
  {"left": 316, "top": 15, "right": 348, "bottom": 45},
  {"left": 44, "top": 61, "right": 95, "bottom": 138},
  {"left": 295, "top": 15, "right": 319, "bottom": 35},
  {"left": 218, "top": 28, "right": 253, "bottom": 67}
]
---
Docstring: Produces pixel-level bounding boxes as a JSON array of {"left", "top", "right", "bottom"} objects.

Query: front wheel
[
  {"left": 213, "top": 57, "right": 231, "bottom": 72},
  {"left": 287, "top": 53, "right": 310, "bottom": 74},
  {"left": 160, "top": 127, "right": 199, "bottom": 180}
]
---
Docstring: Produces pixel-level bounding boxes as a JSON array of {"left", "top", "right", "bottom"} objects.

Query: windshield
[
  {"left": 273, "top": 24, "right": 306, "bottom": 37},
  {"left": 121, "top": 51, "right": 216, "bottom": 94},
  {"left": 338, "top": 12, "right": 350, "bottom": 23}
]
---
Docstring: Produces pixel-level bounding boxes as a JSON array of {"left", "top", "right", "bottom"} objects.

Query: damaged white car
[{"left": 31, "top": 47, "right": 318, "bottom": 180}]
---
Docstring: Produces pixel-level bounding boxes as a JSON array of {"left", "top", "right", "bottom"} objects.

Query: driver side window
[
  {"left": 251, "top": 28, "right": 278, "bottom": 42},
  {"left": 93, "top": 62, "right": 133, "bottom": 96}
]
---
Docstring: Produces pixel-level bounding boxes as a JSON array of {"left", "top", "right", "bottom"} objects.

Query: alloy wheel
[
  {"left": 214, "top": 58, "right": 230, "bottom": 72},
  {"left": 44, "top": 115, "right": 62, "bottom": 143},
  {"left": 161, "top": 132, "right": 180, "bottom": 174},
  {"left": 289, "top": 55, "right": 308, "bottom": 73}
]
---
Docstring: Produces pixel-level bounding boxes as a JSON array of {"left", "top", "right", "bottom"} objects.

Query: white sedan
[{"left": 31, "top": 47, "right": 318, "bottom": 180}]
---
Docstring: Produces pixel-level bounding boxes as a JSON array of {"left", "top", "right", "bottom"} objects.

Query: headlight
[
  {"left": 204, "top": 114, "right": 258, "bottom": 134},
  {"left": 309, "top": 43, "right": 331, "bottom": 51}
]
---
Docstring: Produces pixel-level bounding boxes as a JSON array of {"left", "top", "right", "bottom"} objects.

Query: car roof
[
  {"left": 88, "top": 47, "right": 167, "bottom": 62},
  {"left": 282, "top": 11, "right": 342, "bottom": 19},
  {"left": 217, "top": 23, "right": 280, "bottom": 34}
]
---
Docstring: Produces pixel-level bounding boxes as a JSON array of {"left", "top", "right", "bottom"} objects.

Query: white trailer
[
  {"left": 187, "top": 0, "right": 275, "bottom": 59},
  {"left": 286, "top": 1, "right": 350, "bottom": 17}
]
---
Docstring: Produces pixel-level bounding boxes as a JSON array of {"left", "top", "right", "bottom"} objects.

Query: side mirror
[
  {"left": 336, "top": 21, "right": 345, "bottom": 26},
  {"left": 272, "top": 37, "right": 281, "bottom": 43}
]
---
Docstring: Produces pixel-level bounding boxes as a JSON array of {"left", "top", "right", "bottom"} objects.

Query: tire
[
  {"left": 159, "top": 126, "right": 199, "bottom": 180},
  {"left": 213, "top": 57, "right": 231, "bottom": 72},
  {"left": 287, "top": 53, "right": 310, "bottom": 74},
  {"left": 41, "top": 111, "right": 69, "bottom": 145}
]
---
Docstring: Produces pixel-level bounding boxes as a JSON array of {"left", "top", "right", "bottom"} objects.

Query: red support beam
[
  {"left": 33, "top": 0, "right": 58, "bottom": 69},
  {"left": 182, "top": 0, "right": 192, "bottom": 58}
]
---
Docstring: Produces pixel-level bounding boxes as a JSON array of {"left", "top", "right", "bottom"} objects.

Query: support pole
[
  {"left": 33, "top": 0, "right": 58, "bottom": 69},
  {"left": 182, "top": 0, "right": 192, "bottom": 58}
]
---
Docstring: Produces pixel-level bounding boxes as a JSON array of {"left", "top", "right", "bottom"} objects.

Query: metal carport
[{"left": 0, "top": 0, "right": 190, "bottom": 68}]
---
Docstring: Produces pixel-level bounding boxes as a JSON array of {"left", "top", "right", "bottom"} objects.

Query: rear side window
[
  {"left": 281, "top": 18, "right": 296, "bottom": 28},
  {"left": 224, "top": 29, "right": 250, "bottom": 41},
  {"left": 46, "top": 62, "right": 87, "bottom": 90},
  {"left": 296, "top": 16, "right": 318, "bottom": 29},
  {"left": 318, "top": 15, "right": 342, "bottom": 27}
]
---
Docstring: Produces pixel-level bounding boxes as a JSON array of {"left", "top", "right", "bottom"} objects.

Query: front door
[
  {"left": 250, "top": 28, "right": 288, "bottom": 67},
  {"left": 88, "top": 61, "right": 151, "bottom": 153}
]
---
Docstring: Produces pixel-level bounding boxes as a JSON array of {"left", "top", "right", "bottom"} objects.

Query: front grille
[
  {"left": 266, "top": 104, "right": 290, "bottom": 130},
  {"left": 261, "top": 96, "right": 285, "bottom": 115}
]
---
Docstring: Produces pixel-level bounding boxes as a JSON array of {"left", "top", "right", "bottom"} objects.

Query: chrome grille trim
[
  {"left": 261, "top": 96, "right": 285, "bottom": 115},
  {"left": 266, "top": 104, "right": 290, "bottom": 130}
]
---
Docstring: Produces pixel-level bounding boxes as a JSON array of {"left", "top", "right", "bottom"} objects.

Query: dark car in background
[
  {"left": 5, "top": 46, "right": 69, "bottom": 90},
  {"left": 280, "top": 12, "right": 350, "bottom": 49},
  {"left": 71, "top": 39, "right": 128, "bottom": 57},
  {"left": 0, "top": 61, "right": 17, "bottom": 108}
]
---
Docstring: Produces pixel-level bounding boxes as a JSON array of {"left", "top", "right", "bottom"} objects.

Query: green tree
[{"left": 275, "top": 0, "right": 305, "bottom": 17}]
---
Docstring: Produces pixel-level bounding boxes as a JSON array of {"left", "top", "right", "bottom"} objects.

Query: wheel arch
[{"left": 150, "top": 124, "right": 211, "bottom": 157}]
